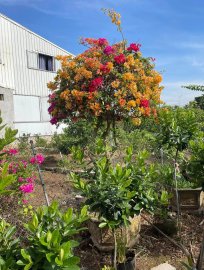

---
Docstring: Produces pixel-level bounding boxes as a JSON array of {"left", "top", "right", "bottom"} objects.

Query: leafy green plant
[
  {"left": 157, "top": 107, "right": 198, "bottom": 151},
  {"left": 184, "top": 133, "right": 204, "bottom": 189},
  {"left": 18, "top": 201, "right": 88, "bottom": 270},
  {"left": 34, "top": 134, "right": 48, "bottom": 148},
  {"left": 0, "top": 219, "right": 20, "bottom": 270},
  {"left": 0, "top": 163, "right": 16, "bottom": 195},
  {"left": 72, "top": 145, "right": 169, "bottom": 269},
  {"left": 17, "top": 133, "right": 30, "bottom": 153},
  {"left": 51, "top": 119, "right": 94, "bottom": 154},
  {"left": 156, "top": 107, "right": 199, "bottom": 229},
  {"left": 0, "top": 112, "right": 17, "bottom": 153}
]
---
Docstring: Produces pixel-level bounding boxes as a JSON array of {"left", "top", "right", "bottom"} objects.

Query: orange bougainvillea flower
[{"left": 119, "top": 98, "right": 126, "bottom": 107}]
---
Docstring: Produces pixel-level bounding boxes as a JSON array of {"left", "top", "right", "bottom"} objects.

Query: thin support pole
[
  {"left": 30, "top": 140, "right": 50, "bottom": 206},
  {"left": 196, "top": 231, "right": 204, "bottom": 270},
  {"left": 160, "top": 147, "right": 164, "bottom": 165},
  {"left": 113, "top": 229, "right": 117, "bottom": 270}
]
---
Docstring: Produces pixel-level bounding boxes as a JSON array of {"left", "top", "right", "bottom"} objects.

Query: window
[
  {"left": 27, "top": 51, "right": 56, "bottom": 72},
  {"left": 0, "top": 94, "right": 4, "bottom": 101},
  {"left": 38, "top": 53, "right": 54, "bottom": 71}
]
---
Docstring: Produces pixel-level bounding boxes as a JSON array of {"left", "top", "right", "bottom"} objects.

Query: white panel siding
[
  {"left": 0, "top": 14, "right": 71, "bottom": 96},
  {"left": 13, "top": 95, "right": 41, "bottom": 122},
  {"left": 40, "top": 96, "right": 50, "bottom": 122},
  {"left": 0, "top": 16, "right": 15, "bottom": 89}
]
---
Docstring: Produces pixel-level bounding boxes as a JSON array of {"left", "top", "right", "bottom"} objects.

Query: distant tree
[{"left": 183, "top": 84, "right": 204, "bottom": 110}]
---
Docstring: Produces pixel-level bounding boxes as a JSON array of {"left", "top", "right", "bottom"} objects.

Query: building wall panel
[{"left": 0, "top": 14, "right": 71, "bottom": 97}]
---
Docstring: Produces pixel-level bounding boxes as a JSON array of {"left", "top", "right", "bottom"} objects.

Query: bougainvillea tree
[{"left": 48, "top": 10, "right": 163, "bottom": 139}]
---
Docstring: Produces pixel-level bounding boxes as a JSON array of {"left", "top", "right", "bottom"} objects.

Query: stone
[{"left": 151, "top": 263, "right": 176, "bottom": 270}]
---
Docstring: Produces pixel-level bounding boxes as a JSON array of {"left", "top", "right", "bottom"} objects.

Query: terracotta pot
[{"left": 87, "top": 215, "right": 141, "bottom": 252}]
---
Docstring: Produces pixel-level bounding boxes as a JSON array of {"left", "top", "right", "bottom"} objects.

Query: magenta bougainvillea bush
[{"left": 0, "top": 148, "right": 44, "bottom": 203}]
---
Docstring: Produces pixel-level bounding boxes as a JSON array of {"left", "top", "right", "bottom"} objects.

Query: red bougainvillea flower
[
  {"left": 98, "top": 38, "right": 109, "bottom": 46},
  {"left": 127, "top": 43, "right": 141, "bottom": 52},
  {"left": 100, "top": 64, "right": 111, "bottom": 74},
  {"left": 89, "top": 77, "right": 103, "bottom": 92},
  {"left": 103, "top": 46, "right": 115, "bottom": 55},
  {"left": 114, "top": 54, "right": 126, "bottom": 64},
  {"left": 140, "top": 99, "right": 150, "bottom": 108}
]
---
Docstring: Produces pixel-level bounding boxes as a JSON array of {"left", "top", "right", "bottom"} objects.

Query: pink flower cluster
[
  {"left": 127, "top": 43, "right": 141, "bottom": 52},
  {"left": 103, "top": 46, "right": 115, "bottom": 55},
  {"left": 30, "top": 154, "right": 45, "bottom": 165},
  {"left": 19, "top": 183, "right": 34, "bottom": 194},
  {"left": 1, "top": 148, "right": 45, "bottom": 203}
]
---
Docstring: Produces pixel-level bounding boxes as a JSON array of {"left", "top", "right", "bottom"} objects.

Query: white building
[{"left": 0, "top": 13, "right": 72, "bottom": 136}]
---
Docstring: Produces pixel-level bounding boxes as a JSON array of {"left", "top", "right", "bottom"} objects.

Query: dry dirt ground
[{"left": 1, "top": 170, "right": 203, "bottom": 270}]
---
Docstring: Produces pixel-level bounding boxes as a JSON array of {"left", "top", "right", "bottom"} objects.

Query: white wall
[{"left": 14, "top": 122, "right": 66, "bottom": 137}]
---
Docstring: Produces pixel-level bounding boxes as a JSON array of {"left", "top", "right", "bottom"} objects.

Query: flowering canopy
[{"left": 48, "top": 37, "right": 163, "bottom": 127}]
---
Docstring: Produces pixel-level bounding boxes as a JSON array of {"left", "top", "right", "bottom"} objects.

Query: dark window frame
[{"left": 38, "top": 53, "right": 55, "bottom": 72}]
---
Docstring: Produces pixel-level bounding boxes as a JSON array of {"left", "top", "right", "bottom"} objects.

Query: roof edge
[{"left": 0, "top": 13, "right": 75, "bottom": 56}]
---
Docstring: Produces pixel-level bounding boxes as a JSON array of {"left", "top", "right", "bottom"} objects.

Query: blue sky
[{"left": 1, "top": 0, "right": 204, "bottom": 105}]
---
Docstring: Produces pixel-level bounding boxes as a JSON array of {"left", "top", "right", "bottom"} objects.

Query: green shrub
[
  {"left": 0, "top": 203, "right": 88, "bottom": 270},
  {"left": 0, "top": 219, "right": 20, "bottom": 270},
  {"left": 51, "top": 120, "right": 94, "bottom": 154},
  {"left": 34, "top": 134, "right": 48, "bottom": 148},
  {"left": 18, "top": 202, "right": 88, "bottom": 270}
]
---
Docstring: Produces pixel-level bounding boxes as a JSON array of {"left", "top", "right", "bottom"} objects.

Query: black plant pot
[
  {"left": 117, "top": 252, "right": 135, "bottom": 270},
  {"left": 117, "top": 261, "right": 135, "bottom": 270}
]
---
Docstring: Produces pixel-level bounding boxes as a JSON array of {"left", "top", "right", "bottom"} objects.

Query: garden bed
[{"left": 25, "top": 171, "right": 204, "bottom": 270}]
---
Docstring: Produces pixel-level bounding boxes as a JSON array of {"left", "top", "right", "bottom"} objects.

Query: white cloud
[{"left": 162, "top": 81, "right": 204, "bottom": 106}]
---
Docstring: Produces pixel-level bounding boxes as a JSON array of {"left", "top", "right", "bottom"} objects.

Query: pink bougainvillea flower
[
  {"left": 89, "top": 77, "right": 103, "bottom": 92},
  {"left": 114, "top": 54, "right": 126, "bottom": 64},
  {"left": 8, "top": 148, "right": 18, "bottom": 155},
  {"left": 127, "top": 43, "right": 141, "bottom": 52},
  {"left": 19, "top": 183, "right": 34, "bottom": 194},
  {"left": 30, "top": 157, "right": 36, "bottom": 164},
  {"left": 103, "top": 46, "right": 115, "bottom": 55},
  {"left": 36, "top": 154, "right": 45, "bottom": 164},
  {"left": 140, "top": 99, "right": 150, "bottom": 108},
  {"left": 30, "top": 154, "right": 45, "bottom": 165},
  {"left": 21, "top": 160, "right": 27, "bottom": 168},
  {"left": 26, "top": 177, "right": 33, "bottom": 183},
  {"left": 18, "top": 177, "right": 24, "bottom": 182},
  {"left": 98, "top": 38, "right": 109, "bottom": 46}
]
